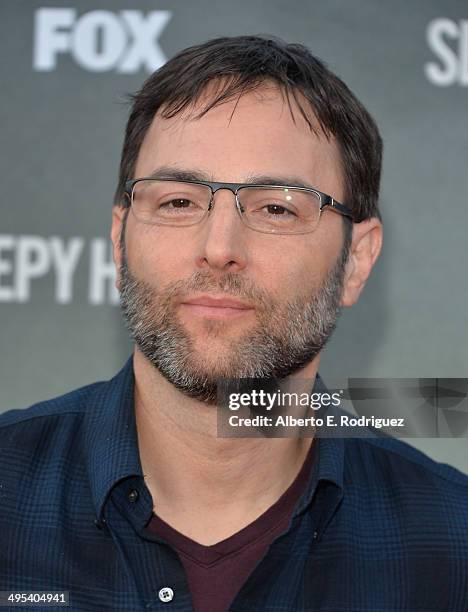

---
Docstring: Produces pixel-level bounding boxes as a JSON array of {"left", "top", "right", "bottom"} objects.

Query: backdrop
[{"left": 1, "top": 0, "right": 467, "bottom": 472}]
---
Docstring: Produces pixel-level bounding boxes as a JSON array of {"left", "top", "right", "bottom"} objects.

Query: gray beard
[{"left": 119, "top": 226, "right": 350, "bottom": 404}]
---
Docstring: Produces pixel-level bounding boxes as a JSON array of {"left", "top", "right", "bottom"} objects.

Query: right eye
[
  {"left": 152, "top": 195, "right": 204, "bottom": 218},
  {"left": 158, "top": 198, "right": 195, "bottom": 209}
]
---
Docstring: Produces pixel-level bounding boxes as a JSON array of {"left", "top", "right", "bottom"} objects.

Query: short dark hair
[{"left": 115, "top": 35, "right": 382, "bottom": 222}]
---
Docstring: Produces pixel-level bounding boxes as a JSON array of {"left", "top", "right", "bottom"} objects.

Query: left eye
[{"left": 262, "top": 204, "right": 296, "bottom": 216}]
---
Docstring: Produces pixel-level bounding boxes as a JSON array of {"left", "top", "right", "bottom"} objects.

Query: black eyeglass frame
[{"left": 124, "top": 178, "right": 357, "bottom": 235}]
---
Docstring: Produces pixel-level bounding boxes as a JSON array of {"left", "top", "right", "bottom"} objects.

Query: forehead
[{"left": 134, "top": 83, "right": 344, "bottom": 196}]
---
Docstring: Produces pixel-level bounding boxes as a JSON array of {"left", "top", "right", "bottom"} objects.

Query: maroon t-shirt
[{"left": 147, "top": 440, "right": 317, "bottom": 612}]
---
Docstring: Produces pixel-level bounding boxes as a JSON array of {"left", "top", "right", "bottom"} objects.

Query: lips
[{"left": 181, "top": 295, "right": 252, "bottom": 310}]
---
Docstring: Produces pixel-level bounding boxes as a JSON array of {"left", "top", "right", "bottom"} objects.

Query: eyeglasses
[{"left": 124, "top": 178, "right": 356, "bottom": 235}]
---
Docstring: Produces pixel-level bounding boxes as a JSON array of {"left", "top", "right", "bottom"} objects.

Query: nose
[{"left": 194, "top": 188, "right": 248, "bottom": 273}]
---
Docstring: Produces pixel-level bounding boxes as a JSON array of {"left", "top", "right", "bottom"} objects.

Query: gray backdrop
[{"left": 1, "top": 0, "right": 467, "bottom": 473}]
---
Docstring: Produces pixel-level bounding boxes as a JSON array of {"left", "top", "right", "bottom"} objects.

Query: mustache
[
  {"left": 119, "top": 232, "right": 272, "bottom": 309},
  {"left": 120, "top": 257, "right": 277, "bottom": 317},
  {"left": 155, "top": 271, "right": 270, "bottom": 309}
]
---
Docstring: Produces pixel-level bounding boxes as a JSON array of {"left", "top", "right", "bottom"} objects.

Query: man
[{"left": 0, "top": 36, "right": 467, "bottom": 611}]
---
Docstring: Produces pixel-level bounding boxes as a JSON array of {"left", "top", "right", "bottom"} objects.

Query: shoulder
[
  {"left": 0, "top": 380, "right": 114, "bottom": 523},
  {"left": 342, "top": 436, "right": 468, "bottom": 533},
  {"left": 344, "top": 435, "right": 468, "bottom": 489},
  {"left": 0, "top": 380, "right": 107, "bottom": 454}
]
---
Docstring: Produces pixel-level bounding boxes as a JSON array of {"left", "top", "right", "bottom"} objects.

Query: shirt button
[
  {"left": 127, "top": 489, "right": 139, "bottom": 503},
  {"left": 158, "top": 587, "right": 174, "bottom": 603}
]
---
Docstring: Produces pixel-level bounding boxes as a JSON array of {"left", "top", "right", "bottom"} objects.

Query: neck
[{"left": 133, "top": 347, "right": 319, "bottom": 544}]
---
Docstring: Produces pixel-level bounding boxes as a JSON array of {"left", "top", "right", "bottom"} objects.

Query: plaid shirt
[{"left": 0, "top": 356, "right": 467, "bottom": 611}]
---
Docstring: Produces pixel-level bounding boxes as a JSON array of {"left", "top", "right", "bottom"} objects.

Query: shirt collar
[
  {"left": 292, "top": 374, "right": 345, "bottom": 516},
  {"left": 84, "top": 358, "right": 345, "bottom": 519},
  {"left": 85, "top": 356, "right": 142, "bottom": 519}
]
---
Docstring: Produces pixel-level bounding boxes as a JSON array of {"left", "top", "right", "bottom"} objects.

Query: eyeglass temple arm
[{"left": 321, "top": 195, "right": 357, "bottom": 221}]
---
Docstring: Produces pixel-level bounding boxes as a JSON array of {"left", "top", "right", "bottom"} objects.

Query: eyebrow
[{"left": 143, "top": 166, "right": 319, "bottom": 190}]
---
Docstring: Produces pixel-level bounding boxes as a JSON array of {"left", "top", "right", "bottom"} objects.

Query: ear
[
  {"left": 340, "top": 218, "right": 383, "bottom": 307},
  {"left": 110, "top": 205, "right": 127, "bottom": 292}
]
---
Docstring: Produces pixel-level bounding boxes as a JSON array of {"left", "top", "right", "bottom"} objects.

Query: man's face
[{"left": 113, "top": 84, "right": 350, "bottom": 403}]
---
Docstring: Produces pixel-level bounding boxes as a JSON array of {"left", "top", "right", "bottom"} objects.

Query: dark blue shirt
[{"left": 0, "top": 357, "right": 467, "bottom": 611}]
